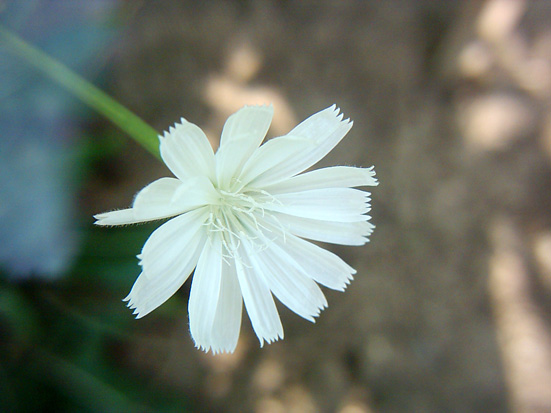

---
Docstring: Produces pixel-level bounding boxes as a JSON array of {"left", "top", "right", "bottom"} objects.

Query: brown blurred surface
[{"left": 88, "top": 1, "right": 551, "bottom": 411}]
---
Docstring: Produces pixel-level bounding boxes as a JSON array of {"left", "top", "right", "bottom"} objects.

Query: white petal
[
  {"left": 160, "top": 118, "right": 216, "bottom": 182},
  {"left": 234, "top": 246, "right": 283, "bottom": 346},
  {"left": 125, "top": 208, "right": 208, "bottom": 318},
  {"left": 256, "top": 218, "right": 355, "bottom": 291},
  {"left": 216, "top": 105, "right": 273, "bottom": 190},
  {"left": 219, "top": 105, "right": 273, "bottom": 148},
  {"left": 132, "top": 178, "right": 182, "bottom": 216},
  {"left": 94, "top": 209, "right": 139, "bottom": 226},
  {"left": 139, "top": 207, "right": 208, "bottom": 276},
  {"left": 264, "top": 166, "right": 378, "bottom": 194},
  {"left": 238, "top": 135, "right": 316, "bottom": 188},
  {"left": 94, "top": 177, "right": 182, "bottom": 226},
  {"left": 161, "top": 176, "right": 220, "bottom": 213},
  {"left": 210, "top": 260, "right": 243, "bottom": 354},
  {"left": 242, "top": 237, "right": 327, "bottom": 322},
  {"left": 94, "top": 176, "right": 218, "bottom": 226},
  {"left": 289, "top": 104, "right": 350, "bottom": 145},
  {"left": 272, "top": 212, "right": 374, "bottom": 245},
  {"left": 266, "top": 188, "right": 371, "bottom": 222},
  {"left": 189, "top": 233, "right": 224, "bottom": 352},
  {"left": 276, "top": 231, "right": 356, "bottom": 291},
  {"left": 241, "top": 105, "right": 352, "bottom": 188}
]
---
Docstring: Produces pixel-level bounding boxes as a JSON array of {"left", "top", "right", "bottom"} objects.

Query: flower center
[{"left": 205, "top": 188, "right": 270, "bottom": 262}]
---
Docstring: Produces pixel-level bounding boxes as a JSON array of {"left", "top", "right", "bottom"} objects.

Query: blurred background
[{"left": 2, "top": 0, "right": 551, "bottom": 411}]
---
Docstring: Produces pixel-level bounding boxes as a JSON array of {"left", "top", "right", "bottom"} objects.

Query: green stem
[{"left": 0, "top": 25, "right": 160, "bottom": 158}]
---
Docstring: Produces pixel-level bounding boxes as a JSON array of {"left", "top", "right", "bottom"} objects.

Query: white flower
[{"left": 94, "top": 104, "right": 377, "bottom": 354}]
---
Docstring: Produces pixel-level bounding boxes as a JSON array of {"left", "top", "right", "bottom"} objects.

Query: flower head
[{"left": 95, "top": 105, "right": 377, "bottom": 353}]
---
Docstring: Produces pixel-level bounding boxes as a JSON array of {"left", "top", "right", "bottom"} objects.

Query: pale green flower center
[{"left": 205, "top": 188, "right": 273, "bottom": 262}]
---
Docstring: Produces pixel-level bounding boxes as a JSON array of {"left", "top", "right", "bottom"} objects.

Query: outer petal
[
  {"left": 256, "top": 217, "right": 356, "bottom": 291},
  {"left": 234, "top": 246, "right": 283, "bottom": 346},
  {"left": 266, "top": 188, "right": 371, "bottom": 222},
  {"left": 271, "top": 212, "right": 374, "bottom": 245},
  {"left": 275, "top": 230, "right": 356, "bottom": 291},
  {"left": 94, "top": 176, "right": 219, "bottom": 226},
  {"left": 240, "top": 105, "right": 352, "bottom": 188},
  {"left": 263, "top": 166, "right": 378, "bottom": 194},
  {"left": 125, "top": 208, "right": 209, "bottom": 318},
  {"left": 189, "top": 233, "right": 223, "bottom": 352},
  {"left": 93, "top": 209, "right": 137, "bottom": 226},
  {"left": 237, "top": 135, "right": 316, "bottom": 189},
  {"left": 215, "top": 105, "right": 273, "bottom": 190},
  {"left": 209, "top": 260, "right": 243, "bottom": 353},
  {"left": 242, "top": 236, "right": 327, "bottom": 322},
  {"left": 160, "top": 118, "right": 216, "bottom": 182}
]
